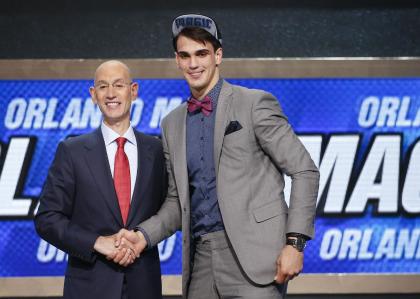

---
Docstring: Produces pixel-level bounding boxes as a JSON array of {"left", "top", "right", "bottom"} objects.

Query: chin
[
  {"left": 188, "top": 80, "right": 206, "bottom": 91},
  {"left": 186, "top": 75, "right": 204, "bottom": 86},
  {"left": 105, "top": 112, "right": 124, "bottom": 121}
]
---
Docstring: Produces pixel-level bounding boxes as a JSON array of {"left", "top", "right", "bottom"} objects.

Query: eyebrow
[
  {"left": 178, "top": 49, "right": 211, "bottom": 56},
  {"left": 95, "top": 78, "right": 125, "bottom": 84},
  {"left": 196, "top": 49, "right": 210, "bottom": 55}
]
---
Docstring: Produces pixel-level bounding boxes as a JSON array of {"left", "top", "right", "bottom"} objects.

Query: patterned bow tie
[{"left": 187, "top": 96, "right": 213, "bottom": 116}]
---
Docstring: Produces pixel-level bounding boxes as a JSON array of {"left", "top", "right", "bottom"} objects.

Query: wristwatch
[{"left": 286, "top": 237, "right": 306, "bottom": 252}]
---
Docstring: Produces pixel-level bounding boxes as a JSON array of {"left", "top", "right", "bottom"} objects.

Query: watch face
[
  {"left": 296, "top": 240, "right": 305, "bottom": 251},
  {"left": 287, "top": 237, "right": 306, "bottom": 252}
]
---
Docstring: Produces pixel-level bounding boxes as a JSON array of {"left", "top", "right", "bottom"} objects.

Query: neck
[
  {"left": 191, "top": 72, "right": 220, "bottom": 100},
  {"left": 103, "top": 118, "right": 130, "bottom": 136}
]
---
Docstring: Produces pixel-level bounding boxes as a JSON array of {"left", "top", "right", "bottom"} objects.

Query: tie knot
[{"left": 115, "top": 137, "right": 127, "bottom": 148}]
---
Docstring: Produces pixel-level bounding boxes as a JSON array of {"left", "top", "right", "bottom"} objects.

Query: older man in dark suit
[{"left": 35, "top": 60, "right": 166, "bottom": 299}]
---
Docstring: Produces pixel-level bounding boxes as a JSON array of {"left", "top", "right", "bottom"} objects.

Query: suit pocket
[
  {"left": 65, "top": 257, "right": 94, "bottom": 280},
  {"left": 66, "top": 268, "right": 92, "bottom": 281},
  {"left": 253, "top": 200, "right": 286, "bottom": 223},
  {"left": 224, "top": 120, "right": 243, "bottom": 136}
]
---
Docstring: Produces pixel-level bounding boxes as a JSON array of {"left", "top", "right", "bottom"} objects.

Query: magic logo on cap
[
  {"left": 175, "top": 16, "right": 213, "bottom": 30},
  {"left": 172, "top": 14, "right": 222, "bottom": 45}
]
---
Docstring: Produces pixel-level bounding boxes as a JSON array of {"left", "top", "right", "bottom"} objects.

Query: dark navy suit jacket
[{"left": 35, "top": 128, "right": 166, "bottom": 299}]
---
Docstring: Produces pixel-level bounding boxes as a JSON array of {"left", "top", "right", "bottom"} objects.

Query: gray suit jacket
[{"left": 140, "top": 80, "right": 319, "bottom": 297}]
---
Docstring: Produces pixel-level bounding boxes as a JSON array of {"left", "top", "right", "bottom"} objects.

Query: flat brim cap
[{"left": 172, "top": 14, "right": 222, "bottom": 45}]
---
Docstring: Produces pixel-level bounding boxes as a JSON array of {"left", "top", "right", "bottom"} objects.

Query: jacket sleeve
[
  {"left": 34, "top": 141, "right": 99, "bottom": 263},
  {"left": 137, "top": 118, "right": 182, "bottom": 246},
  {"left": 251, "top": 92, "right": 320, "bottom": 239}
]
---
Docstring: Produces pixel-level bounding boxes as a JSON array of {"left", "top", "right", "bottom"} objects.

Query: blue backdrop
[{"left": 0, "top": 78, "right": 419, "bottom": 276}]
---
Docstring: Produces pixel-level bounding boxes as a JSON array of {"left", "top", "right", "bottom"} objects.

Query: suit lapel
[
  {"left": 126, "top": 132, "right": 153, "bottom": 226},
  {"left": 171, "top": 106, "right": 190, "bottom": 209},
  {"left": 84, "top": 129, "right": 123, "bottom": 226},
  {"left": 214, "top": 81, "right": 233, "bottom": 175}
]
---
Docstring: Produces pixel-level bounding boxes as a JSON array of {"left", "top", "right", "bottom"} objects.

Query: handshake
[{"left": 93, "top": 229, "right": 147, "bottom": 267}]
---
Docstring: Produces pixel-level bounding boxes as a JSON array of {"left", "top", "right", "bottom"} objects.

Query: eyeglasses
[{"left": 94, "top": 80, "right": 133, "bottom": 92}]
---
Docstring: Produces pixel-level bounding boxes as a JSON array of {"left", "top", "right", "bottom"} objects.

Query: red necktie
[
  {"left": 114, "top": 137, "right": 131, "bottom": 225},
  {"left": 187, "top": 96, "right": 213, "bottom": 116}
]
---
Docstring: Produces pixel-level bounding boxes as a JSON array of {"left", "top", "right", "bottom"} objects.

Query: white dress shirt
[{"left": 101, "top": 122, "right": 138, "bottom": 200}]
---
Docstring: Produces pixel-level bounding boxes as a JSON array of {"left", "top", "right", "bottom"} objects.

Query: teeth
[{"left": 106, "top": 102, "right": 120, "bottom": 107}]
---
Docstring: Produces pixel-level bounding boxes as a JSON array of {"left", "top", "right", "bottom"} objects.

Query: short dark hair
[{"left": 173, "top": 27, "right": 222, "bottom": 52}]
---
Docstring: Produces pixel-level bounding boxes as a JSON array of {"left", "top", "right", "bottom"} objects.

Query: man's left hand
[{"left": 274, "top": 245, "right": 303, "bottom": 284}]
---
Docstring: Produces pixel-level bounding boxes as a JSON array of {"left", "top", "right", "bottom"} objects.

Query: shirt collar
[
  {"left": 190, "top": 78, "right": 223, "bottom": 106},
  {"left": 206, "top": 77, "right": 223, "bottom": 106},
  {"left": 101, "top": 122, "right": 137, "bottom": 146}
]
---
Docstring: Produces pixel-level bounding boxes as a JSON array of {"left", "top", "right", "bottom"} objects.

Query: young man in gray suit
[{"left": 116, "top": 14, "right": 320, "bottom": 298}]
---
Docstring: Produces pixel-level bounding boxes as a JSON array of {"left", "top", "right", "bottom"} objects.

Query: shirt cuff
[
  {"left": 134, "top": 226, "right": 151, "bottom": 249},
  {"left": 286, "top": 232, "right": 311, "bottom": 241}
]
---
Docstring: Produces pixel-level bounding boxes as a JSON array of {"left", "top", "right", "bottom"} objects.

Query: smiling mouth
[
  {"left": 105, "top": 102, "right": 121, "bottom": 108},
  {"left": 188, "top": 71, "right": 203, "bottom": 79}
]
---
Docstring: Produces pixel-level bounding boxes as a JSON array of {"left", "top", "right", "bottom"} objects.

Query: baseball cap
[{"left": 172, "top": 14, "right": 222, "bottom": 45}]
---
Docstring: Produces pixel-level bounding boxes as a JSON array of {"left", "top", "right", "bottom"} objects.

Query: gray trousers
[{"left": 187, "top": 230, "right": 287, "bottom": 299}]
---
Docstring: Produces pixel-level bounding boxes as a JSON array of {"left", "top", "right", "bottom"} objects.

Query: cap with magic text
[{"left": 172, "top": 14, "right": 222, "bottom": 45}]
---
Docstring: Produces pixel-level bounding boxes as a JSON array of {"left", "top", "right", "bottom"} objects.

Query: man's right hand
[
  {"left": 93, "top": 235, "right": 119, "bottom": 259},
  {"left": 114, "top": 229, "right": 147, "bottom": 260},
  {"left": 94, "top": 234, "right": 138, "bottom": 267}
]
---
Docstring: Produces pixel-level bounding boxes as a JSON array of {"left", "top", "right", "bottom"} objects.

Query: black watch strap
[
  {"left": 286, "top": 232, "right": 310, "bottom": 240},
  {"left": 286, "top": 237, "right": 306, "bottom": 252}
]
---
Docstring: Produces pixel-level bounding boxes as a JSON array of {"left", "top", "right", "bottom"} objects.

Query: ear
[
  {"left": 130, "top": 81, "right": 139, "bottom": 101},
  {"left": 215, "top": 48, "right": 223, "bottom": 66},
  {"left": 89, "top": 86, "right": 97, "bottom": 104}
]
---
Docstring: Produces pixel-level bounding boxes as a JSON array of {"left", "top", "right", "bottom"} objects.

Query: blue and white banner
[{"left": 0, "top": 78, "right": 419, "bottom": 277}]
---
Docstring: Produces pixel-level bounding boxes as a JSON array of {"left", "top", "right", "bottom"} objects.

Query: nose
[
  {"left": 189, "top": 56, "right": 198, "bottom": 69},
  {"left": 105, "top": 85, "right": 117, "bottom": 99}
]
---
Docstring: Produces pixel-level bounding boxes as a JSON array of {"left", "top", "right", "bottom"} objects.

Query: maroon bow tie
[{"left": 187, "top": 96, "right": 213, "bottom": 116}]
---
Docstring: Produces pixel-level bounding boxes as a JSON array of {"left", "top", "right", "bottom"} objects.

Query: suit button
[{"left": 183, "top": 207, "right": 186, "bottom": 212}]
